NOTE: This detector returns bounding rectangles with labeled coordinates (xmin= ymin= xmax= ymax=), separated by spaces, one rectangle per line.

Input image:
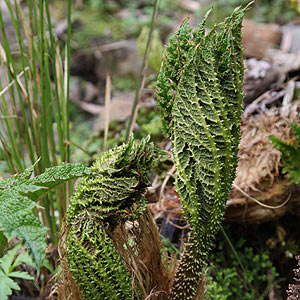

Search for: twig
xmin=104 ymin=74 xmax=111 ymax=148
xmin=232 ymin=183 xmax=291 ymax=209
xmin=159 ymin=165 xmax=176 ymax=202
xmin=0 ymin=66 xmax=30 ymax=97
xmin=124 ymin=0 xmax=160 ymax=142
xmin=144 ymin=288 xmax=166 ymax=300
xmin=167 ymin=218 xmax=189 ymax=230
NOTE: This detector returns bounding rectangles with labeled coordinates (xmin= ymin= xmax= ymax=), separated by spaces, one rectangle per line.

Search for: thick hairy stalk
xmin=64 ymin=135 xmax=169 ymax=299
xmin=157 ymin=4 xmax=251 ymax=299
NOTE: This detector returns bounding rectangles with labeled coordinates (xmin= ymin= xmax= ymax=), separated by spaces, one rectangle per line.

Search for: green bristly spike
xmin=156 ymin=17 xmax=194 ymax=138
xmin=65 ymin=135 xmax=157 ymax=299
xmin=157 ymin=3 xmax=252 ymax=299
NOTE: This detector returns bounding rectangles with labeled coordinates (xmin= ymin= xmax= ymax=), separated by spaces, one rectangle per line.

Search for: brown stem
xmin=109 ymin=208 xmax=171 ymax=299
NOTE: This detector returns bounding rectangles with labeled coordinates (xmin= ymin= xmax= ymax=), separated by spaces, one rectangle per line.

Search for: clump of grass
xmin=0 ymin=0 xmax=72 ymax=245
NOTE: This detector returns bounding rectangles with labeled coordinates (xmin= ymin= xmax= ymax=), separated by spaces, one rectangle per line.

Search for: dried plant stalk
xmin=108 ymin=208 xmax=171 ymax=299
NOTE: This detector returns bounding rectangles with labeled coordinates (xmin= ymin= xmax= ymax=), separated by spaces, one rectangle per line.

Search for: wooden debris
xmin=243 ymin=58 xmax=279 ymax=105
xmin=227 ymin=100 xmax=300 ymax=223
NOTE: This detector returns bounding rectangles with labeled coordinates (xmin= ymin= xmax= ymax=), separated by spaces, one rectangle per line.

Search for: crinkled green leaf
xmin=65 ymin=135 xmax=157 ymax=299
xmin=0 ymin=163 xmax=91 ymax=268
xmin=0 ymin=190 xmax=47 ymax=269
xmin=157 ymin=4 xmax=251 ymax=300
xmin=0 ymin=176 xmax=15 ymax=190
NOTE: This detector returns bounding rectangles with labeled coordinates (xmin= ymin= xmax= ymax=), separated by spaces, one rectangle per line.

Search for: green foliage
xmin=0 ymin=163 xmax=91 ymax=268
xmin=269 ymin=122 xmax=300 ymax=184
xmin=137 ymin=27 xmax=164 ymax=72
xmin=0 ymin=244 xmax=35 ymax=300
xmin=0 ymin=231 xmax=8 ymax=257
xmin=73 ymin=0 xmax=179 ymax=43
xmin=0 ymin=0 xmax=71 ymax=172
xmin=156 ymin=17 xmax=194 ymax=138
xmin=287 ymin=0 xmax=300 ymax=14
xmin=65 ymin=135 xmax=157 ymax=299
xmin=137 ymin=106 xmax=163 ymax=140
xmin=0 ymin=0 xmax=72 ymax=245
xmin=157 ymin=4 xmax=250 ymax=299
xmin=195 ymin=0 xmax=298 ymax=25
xmin=72 ymin=9 xmax=112 ymax=46
xmin=206 ymin=242 xmax=281 ymax=300
xmin=113 ymin=75 xmax=137 ymax=92
xmin=66 ymin=216 xmax=134 ymax=299
xmin=66 ymin=135 xmax=155 ymax=227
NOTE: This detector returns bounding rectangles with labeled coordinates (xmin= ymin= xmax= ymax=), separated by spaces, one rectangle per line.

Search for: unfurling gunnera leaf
xmin=65 ymin=135 xmax=156 ymax=300
xmin=157 ymin=4 xmax=251 ymax=299
xmin=0 ymin=163 xmax=91 ymax=269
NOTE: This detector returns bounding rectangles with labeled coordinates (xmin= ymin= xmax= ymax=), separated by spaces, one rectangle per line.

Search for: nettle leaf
xmin=0 ymin=163 xmax=91 ymax=269
xmin=157 ymin=3 xmax=251 ymax=300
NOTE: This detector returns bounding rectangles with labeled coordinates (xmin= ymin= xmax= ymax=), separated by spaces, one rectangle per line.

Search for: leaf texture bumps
xmin=157 ymin=4 xmax=250 ymax=299
xmin=65 ymin=135 xmax=157 ymax=299
xmin=0 ymin=163 xmax=91 ymax=268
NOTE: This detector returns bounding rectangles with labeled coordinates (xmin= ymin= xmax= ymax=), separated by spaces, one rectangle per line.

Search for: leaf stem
xmin=124 ymin=0 xmax=160 ymax=142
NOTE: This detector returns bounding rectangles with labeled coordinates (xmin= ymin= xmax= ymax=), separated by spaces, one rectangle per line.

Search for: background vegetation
xmin=0 ymin=0 xmax=300 ymax=299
